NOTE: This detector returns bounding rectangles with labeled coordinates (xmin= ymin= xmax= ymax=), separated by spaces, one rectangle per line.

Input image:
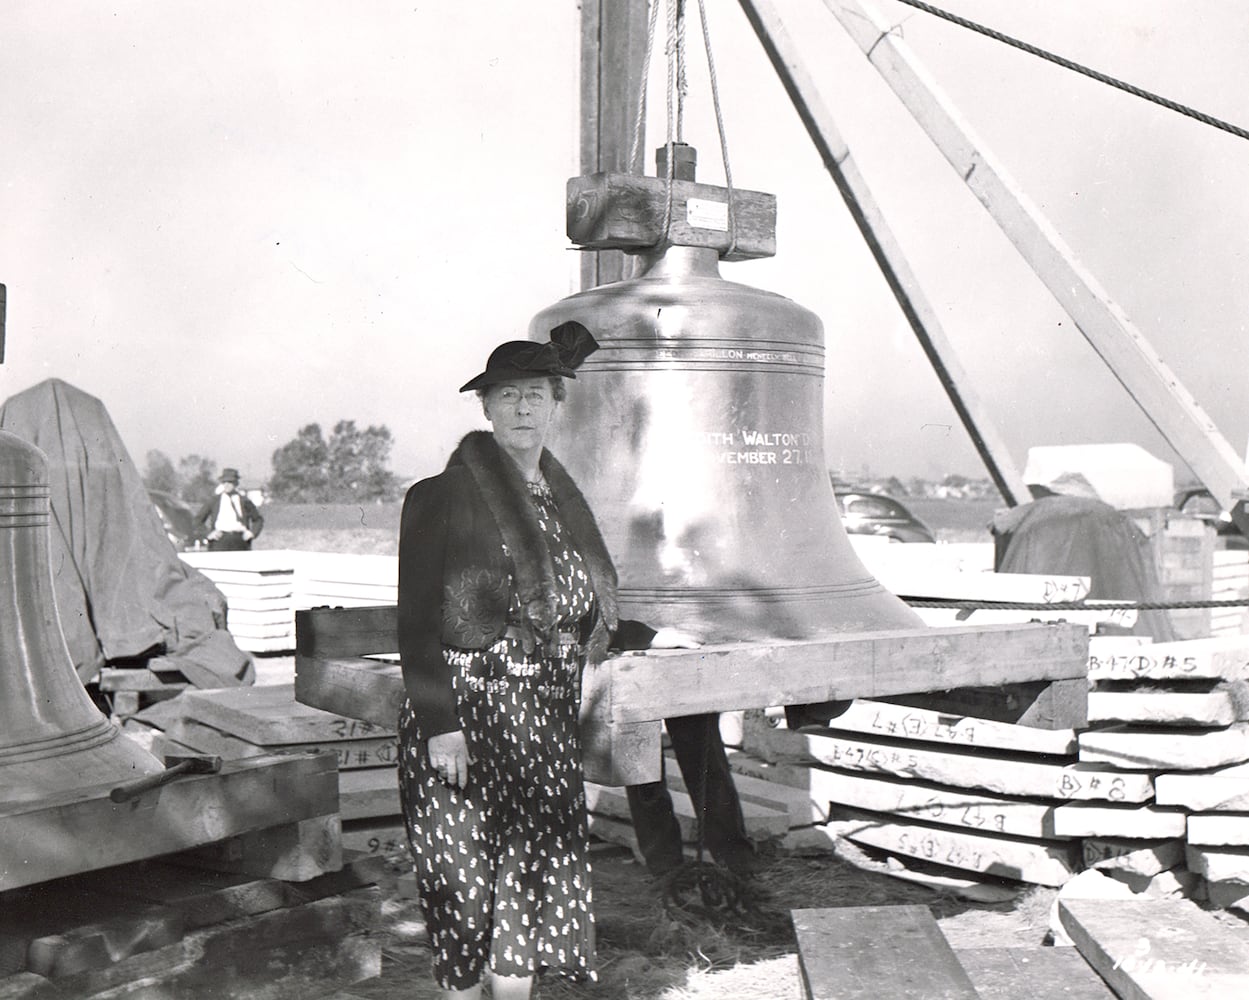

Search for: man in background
xmin=196 ymin=467 xmax=264 ymax=551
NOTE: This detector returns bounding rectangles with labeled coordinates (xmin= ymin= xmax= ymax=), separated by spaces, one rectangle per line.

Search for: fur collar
xmin=449 ymin=431 xmax=619 ymax=653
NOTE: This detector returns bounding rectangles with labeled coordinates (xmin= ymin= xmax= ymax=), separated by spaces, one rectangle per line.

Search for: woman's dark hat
xmin=218 ymin=468 xmax=240 ymax=483
xmin=459 ymin=321 xmax=599 ymax=393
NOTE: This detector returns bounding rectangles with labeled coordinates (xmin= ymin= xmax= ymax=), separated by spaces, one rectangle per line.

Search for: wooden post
xmin=738 ymin=0 xmax=1032 ymax=506
xmin=817 ymin=0 xmax=1249 ymax=528
xmin=579 ymin=0 xmax=651 ymax=290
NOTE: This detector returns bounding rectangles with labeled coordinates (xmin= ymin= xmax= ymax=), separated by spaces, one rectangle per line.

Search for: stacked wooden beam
xmin=739 ymin=701 xmax=1106 ymax=888
xmin=1212 ymin=548 xmax=1249 ymax=637
xmin=180 ymin=549 xmax=299 ymax=652
xmin=152 ymin=683 xmax=410 ymax=862
xmin=292 ymin=553 xmax=397 ymax=610
xmin=0 ymin=850 xmax=382 ymax=998
xmin=179 ymin=551 xmax=400 ymax=653
xmin=728 ymin=633 xmax=1249 ymax=909
xmin=1081 ymin=632 xmax=1249 ymax=910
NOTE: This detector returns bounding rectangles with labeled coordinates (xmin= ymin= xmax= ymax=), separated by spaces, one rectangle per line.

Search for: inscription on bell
xmin=694 ymin=429 xmax=817 ymax=466
xmin=654 ymin=346 xmax=805 ymax=364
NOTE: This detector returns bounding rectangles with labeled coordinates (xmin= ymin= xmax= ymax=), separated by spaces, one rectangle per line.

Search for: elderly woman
xmin=396 ymin=322 xmax=694 ymax=999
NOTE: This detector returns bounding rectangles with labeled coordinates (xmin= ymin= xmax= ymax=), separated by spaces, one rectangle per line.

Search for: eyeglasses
xmin=494 ymin=387 xmax=550 ymax=406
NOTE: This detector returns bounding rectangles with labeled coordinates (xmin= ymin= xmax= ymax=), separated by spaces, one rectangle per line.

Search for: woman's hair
xmin=477 ymin=377 xmax=567 ymax=404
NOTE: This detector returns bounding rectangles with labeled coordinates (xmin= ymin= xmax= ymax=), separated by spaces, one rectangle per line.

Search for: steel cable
xmin=890 ymin=0 xmax=1249 ymax=142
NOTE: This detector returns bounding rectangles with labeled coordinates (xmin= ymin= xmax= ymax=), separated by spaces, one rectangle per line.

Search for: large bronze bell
xmin=0 ymin=429 xmax=162 ymax=803
xmin=530 ymin=148 xmax=923 ymax=643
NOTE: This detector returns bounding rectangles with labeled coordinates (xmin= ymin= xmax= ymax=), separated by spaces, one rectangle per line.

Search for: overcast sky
xmin=2 ymin=1 xmax=1246 ymax=489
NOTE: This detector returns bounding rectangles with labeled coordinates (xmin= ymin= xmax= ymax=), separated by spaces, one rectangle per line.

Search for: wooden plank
xmin=882 ymin=678 xmax=1088 ymax=730
xmin=665 ymin=757 xmax=825 ymax=827
xmin=338 ymin=768 xmax=399 ymax=822
xmin=0 ymin=754 xmax=338 ymax=893
xmin=835 ymin=807 xmax=1078 ymax=887
xmin=166 ymin=717 xmax=399 ymax=770
xmin=0 ymin=888 xmax=184 ymax=981
xmin=818 ymin=698 xmax=1077 ymax=755
xmin=1087 ymin=690 xmax=1239 ymax=727
xmin=791 ymin=905 xmax=978 ymax=999
xmin=1083 ymin=839 xmax=1185 ymax=877
xmin=181 ymin=683 xmax=394 ymax=744
xmin=1087 ymin=636 xmax=1249 ymax=682
xmin=579 ymin=0 xmax=651 ymax=289
xmin=565 ymin=172 xmax=777 ymax=260
xmin=954 ymin=946 xmax=1116 ymax=1000
xmin=296 ymin=619 xmax=1087 ymax=727
xmin=804 ymin=766 xmax=1060 ymax=841
xmin=70 ymin=853 xmax=384 ymax=932
xmin=821 ymin=0 xmax=1249 ymax=518
xmin=175 ymin=815 xmax=342 ymax=883
xmin=1185 ymin=844 xmax=1249 ymax=883
xmin=1051 ymin=803 xmax=1187 ymax=839
xmin=26 ymin=907 xmax=184 ymax=980
xmin=96 ymin=668 xmax=189 ymax=693
xmin=585 ymin=782 xmax=790 ymax=843
xmin=1186 ymin=812 xmax=1249 ymax=847
xmin=339 ymin=819 xmax=408 ymax=860
xmin=745 ymin=723 xmax=1154 ymax=803
xmin=1078 ymin=723 xmax=1249 ymax=770
xmin=44 ymin=888 xmax=379 ymax=999
xmin=598 ymin=622 xmax=1089 ymax=722
xmin=1059 ymin=896 xmax=1249 ymax=998
xmin=1155 ymin=761 xmax=1249 ymax=811
xmin=578 ymin=718 xmax=663 ymax=786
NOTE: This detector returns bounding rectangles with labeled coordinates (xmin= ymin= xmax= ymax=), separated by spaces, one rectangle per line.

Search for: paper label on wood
xmin=686 ymin=197 xmax=728 ymax=231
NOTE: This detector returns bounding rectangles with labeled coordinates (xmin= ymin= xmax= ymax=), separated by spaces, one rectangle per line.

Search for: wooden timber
xmin=1082 ymin=839 xmax=1185 ymax=878
xmin=578 ymin=0 xmax=650 ymax=289
xmin=0 ymin=753 xmax=337 ymax=893
xmin=745 ymin=724 xmax=1154 ymax=803
xmin=0 ymin=888 xmax=379 ymax=1000
xmin=1059 ymin=896 xmax=1249 ymax=998
xmin=1155 ymin=761 xmax=1249 ymax=811
xmin=1087 ymin=689 xmax=1241 ymax=727
xmin=1078 ymin=723 xmax=1249 ymax=771
xmin=566 ymin=172 xmax=777 ymax=260
xmin=835 ymin=806 xmax=1079 ymax=887
xmin=180 ymin=683 xmax=393 ymax=745
xmin=953 ymin=947 xmax=1116 ymax=999
xmin=791 ymin=905 xmax=978 ymax=999
xmin=1087 ymin=635 xmax=1249 ymax=682
xmin=789 ymin=697 xmax=1077 ymax=755
xmin=1186 ymin=812 xmax=1249 ymax=847
xmin=294 ymin=606 xmax=1087 ymax=784
xmin=167 ymin=716 xmax=399 ymax=770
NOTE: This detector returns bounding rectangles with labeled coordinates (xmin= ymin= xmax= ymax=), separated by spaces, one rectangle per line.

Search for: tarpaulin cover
xmin=0 ymin=378 xmax=254 ymax=686
xmin=991 ymin=495 xmax=1177 ymax=642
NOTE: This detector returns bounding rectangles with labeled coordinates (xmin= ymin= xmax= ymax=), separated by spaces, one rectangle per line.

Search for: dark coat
xmin=397 ymin=431 xmax=653 ymax=737
xmin=194 ymin=490 xmax=264 ymax=539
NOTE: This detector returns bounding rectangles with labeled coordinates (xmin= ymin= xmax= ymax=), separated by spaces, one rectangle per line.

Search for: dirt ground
xmin=334 ymin=839 xmax=1059 ymax=1000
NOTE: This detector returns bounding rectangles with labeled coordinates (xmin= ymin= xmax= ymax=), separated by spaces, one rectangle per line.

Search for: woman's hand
xmin=427 ymin=730 xmax=473 ymax=788
xmin=648 ymin=626 xmax=701 ymax=650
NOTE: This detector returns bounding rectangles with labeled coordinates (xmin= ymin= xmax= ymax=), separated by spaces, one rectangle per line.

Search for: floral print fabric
xmin=398 ymin=482 xmax=597 ymax=991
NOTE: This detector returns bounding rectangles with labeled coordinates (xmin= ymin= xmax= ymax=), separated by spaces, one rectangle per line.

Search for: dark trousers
xmin=208 ymin=531 xmax=251 ymax=551
xmin=625 ymin=713 xmax=751 ymax=873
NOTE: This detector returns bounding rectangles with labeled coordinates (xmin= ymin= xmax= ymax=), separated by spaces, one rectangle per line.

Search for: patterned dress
xmin=397 ymin=481 xmax=597 ymax=991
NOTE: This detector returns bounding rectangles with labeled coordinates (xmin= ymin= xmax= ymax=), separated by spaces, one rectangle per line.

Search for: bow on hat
xmin=459 ymin=321 xmax=600 ymax=392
